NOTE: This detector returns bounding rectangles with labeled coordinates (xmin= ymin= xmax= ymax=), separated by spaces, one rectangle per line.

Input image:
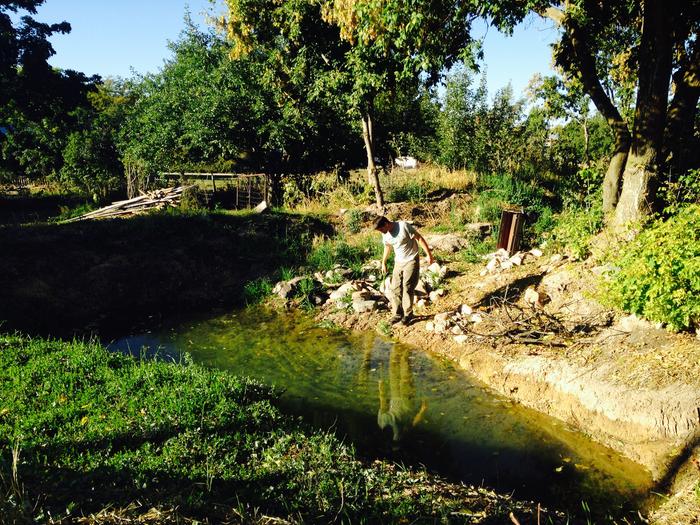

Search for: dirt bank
xmin=317 ymin=255 xmax=700 ymax=481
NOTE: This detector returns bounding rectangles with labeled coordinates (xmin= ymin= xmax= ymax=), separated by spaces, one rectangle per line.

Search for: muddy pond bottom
xmin=109 ymin=307 xmax=652 ymax=517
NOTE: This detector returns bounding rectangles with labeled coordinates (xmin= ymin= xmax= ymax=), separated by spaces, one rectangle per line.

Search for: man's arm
xmin=381 ymin=243 xmax=392 ymax=275
xmin=414 ymin=232 xmax=434 ymax=265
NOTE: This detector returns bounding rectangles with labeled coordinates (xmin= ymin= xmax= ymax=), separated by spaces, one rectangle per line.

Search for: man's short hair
xmin=373 ymin=216 xmax=389 ymax=230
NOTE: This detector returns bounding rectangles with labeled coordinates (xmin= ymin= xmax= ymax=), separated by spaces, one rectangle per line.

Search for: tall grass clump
xmin=604 ymin=205 xmax=700 ymax=332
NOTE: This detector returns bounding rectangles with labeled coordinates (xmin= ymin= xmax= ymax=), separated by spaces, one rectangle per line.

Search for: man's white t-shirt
xmin=382 ymin=221 xmax=418 ymax=263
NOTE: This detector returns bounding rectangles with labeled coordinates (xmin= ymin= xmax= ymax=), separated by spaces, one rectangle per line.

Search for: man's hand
xmin=427 ymin=255 xmax=435 ymax=266
xmin=381 ymin=261 xmax=388 ymax=275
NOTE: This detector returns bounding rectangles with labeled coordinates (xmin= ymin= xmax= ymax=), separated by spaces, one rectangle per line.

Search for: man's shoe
xmin=390 ymin=314 xmax=403 ymax=324
xmin=401 ymin=314 xmax=414 ymax=326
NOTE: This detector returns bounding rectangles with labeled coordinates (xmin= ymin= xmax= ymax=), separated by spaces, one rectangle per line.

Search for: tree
xmin=0 ymin=1 xmax=100 ymax=182
xmin=539 ymin=0 xmax=700 ymax=228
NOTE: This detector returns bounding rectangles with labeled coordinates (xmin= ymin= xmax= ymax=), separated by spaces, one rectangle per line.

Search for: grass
xmin=0 ymin=334 xmax=553 ymax=524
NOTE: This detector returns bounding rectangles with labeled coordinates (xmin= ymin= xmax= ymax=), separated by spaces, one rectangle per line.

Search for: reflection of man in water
xmin=377 ymin=346 xmax=427 ymax=444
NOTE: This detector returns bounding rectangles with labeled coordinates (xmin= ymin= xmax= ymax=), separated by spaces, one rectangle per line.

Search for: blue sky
xmin=18 ymin=1 xmax=560 ymax=99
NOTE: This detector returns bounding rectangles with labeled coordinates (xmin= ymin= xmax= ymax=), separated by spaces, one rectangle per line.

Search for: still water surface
xmin=109 ymin=307 xmax=652 ymax=516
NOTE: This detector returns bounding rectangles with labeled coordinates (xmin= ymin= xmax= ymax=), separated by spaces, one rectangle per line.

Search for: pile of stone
xmin=271 ymin=260 xmax=450 ymax=315
xmin=424 ymin=303 xmax=481 ymax=344
xmin=479 ymin=248 xmax=543 ymax=276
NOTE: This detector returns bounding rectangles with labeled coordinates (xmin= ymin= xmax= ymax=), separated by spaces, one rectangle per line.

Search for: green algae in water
xmin=110 ymin=306 xmax=653 ymax=518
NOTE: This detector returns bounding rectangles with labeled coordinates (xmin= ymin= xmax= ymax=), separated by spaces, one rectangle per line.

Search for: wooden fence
xmin=158 ymin=172 xmax=269 ymax=210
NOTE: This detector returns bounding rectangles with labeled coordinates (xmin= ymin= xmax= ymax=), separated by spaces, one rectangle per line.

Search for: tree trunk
xmin=613 ymin=0 xmax=674 ymax=228
xmin=361 ymin=111 xmax=384 ymax=209
xmin=663 ymin=35 xmax=700 ymax=177
xmin=545 ymin=7 xmax=632 ymax=214
xmin=602 ymin=122 xmax=631 ymax=214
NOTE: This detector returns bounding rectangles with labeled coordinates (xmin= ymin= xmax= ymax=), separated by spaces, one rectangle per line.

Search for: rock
xmin=479 ymin=268 xmax=488 ymax=277
xmin=415 ymin=298 xmax=427 ymax=309
xmin=486 ymin=258 xmax=499 ymax=273
xmin=414 ymin=279 xmax=429 ymax=296
xmin=352 ymin=290 xmax=372 ymax=301
xmin=353 ymin=299 xmax=377 ymax=313
xmin=366 ymin=274 xmax=377 ymax=283
xmin=465 ymin=222 xmax=492 ymax=236
xmin=459 ymin=304 xmax=473 ymax=316
xmin=313 ymin=295 xmax=324 ymax=305
xmin=550 ymin=254 xmax=563 ymax=264
xmin=434 ymin=322 xmax=448 ymax=333
xmin=338 ymin=208 xmax=348 ymax=216
xmin=425 ymin=321 xmax=435 ymax=332
xmin=429 ymin=291 xmax=440 ymax=302
xmin=424 ymin=233 xmax=470 ymax=253
xmin=496 ymin=248 xmax=510 ymax=258
xmin=470 ymin=313 xmax=483 ymax=324
xmin=524 ymin=287 xmax=541 ymax=305
xmin=329 ymin=282 xmax=359 ymax=301
xmin=619 ymin=314 xmax=656 ymax=332
xmin=500 ymin=260 xmax=514 ymax=271
xmin=434 ymin=312 xmax=450 ymax=324
xmin=509 ymin=253 xmax=524 ymax=266
xmin=529 ymin=248 xmax=543 ymax=257
xmin=453 ymin=335 xmax=468 ymax=344
xmin=451 ymin=325 xmax=464 ymax=335
xmin=273 ymin=281 xmax=294 ymax=299
xmin=427 ymin=262 xmax=447 ymax=277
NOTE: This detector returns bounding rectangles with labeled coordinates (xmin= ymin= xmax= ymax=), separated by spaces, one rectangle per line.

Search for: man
xmin=373 ymin=215 xmax=434 ymax=325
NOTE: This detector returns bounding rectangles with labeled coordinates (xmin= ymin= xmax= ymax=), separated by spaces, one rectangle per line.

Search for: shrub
xmin=345 ymin=208 xmax=364 ymax=234
xmin=243 ymin=277 xmax=273 ymax=305
xmin=546 ymin=204 xmax=604 ymax=260
xmin=604 ymin=205 xmax=700 ymax=331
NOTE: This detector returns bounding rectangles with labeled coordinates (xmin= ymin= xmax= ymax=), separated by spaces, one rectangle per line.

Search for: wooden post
xmin=236 ymin=178 xmax=239 ymax=208
xmin=211 ymin=173 xmax=216 ymax=195
xmin=248 ymin=178 xmax=252 ymax=208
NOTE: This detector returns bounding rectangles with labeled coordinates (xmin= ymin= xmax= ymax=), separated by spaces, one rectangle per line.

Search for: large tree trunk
xmin=602 ymin=122 xmax=631 ymax=214
xmin=545 ymin=7 xmax=631 ymax=214
xmin=613 ymin=0 xmax=674 ymax=228
xmin=663 ymin=35 xmax=700 ymax=177
xmin=361 ymin=111 xmax=384 ymax=209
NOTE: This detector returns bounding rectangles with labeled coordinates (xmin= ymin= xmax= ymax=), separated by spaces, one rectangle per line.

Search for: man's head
xmin=373 ymin=215 xmax=392 ymax=233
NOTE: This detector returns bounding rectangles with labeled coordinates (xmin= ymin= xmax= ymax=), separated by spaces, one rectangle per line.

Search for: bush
xmin=243 ymin=276 xmax=273 ymax=305
xmin=546 ymin=204 xmax=604 ymax=260
xmin=604 ymin=205 xmax=700 ymax=332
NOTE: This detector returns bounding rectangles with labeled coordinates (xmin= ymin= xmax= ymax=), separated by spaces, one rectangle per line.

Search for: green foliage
xmin=179 ymin=186 xmax=208 ymax=212
xmin=60 ymin=127 xmax=123 ymax=202
xmin=475 ymin=172 xmax=548 ymax=224
xmin=604 ymin=205 xmax=700 ymax=331
xmin=660 ymin=169 xmax=700 ymax=214
xmin=344 ymin=208 xmax=364 ymax=234
xmin=243 ymin=276 xmax=274 ymax=305
xmin=387 ymin=179 xmax=434 ymax=203
xmin=458 ymin=237 xmax=496 ymax=264
xmin=294 ymin=276 xmax=319 ymax=310
xmin=546 ymin=205 xmax=604 ymax=260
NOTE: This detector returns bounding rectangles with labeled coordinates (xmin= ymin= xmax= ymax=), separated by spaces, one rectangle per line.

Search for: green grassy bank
xmin=0 ymin=334 xmax=553 ymax=524
xmin=0 ymin=211 xmax=331 ymax=336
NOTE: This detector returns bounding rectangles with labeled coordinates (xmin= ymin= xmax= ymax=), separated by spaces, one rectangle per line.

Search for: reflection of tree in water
xmin=377 ymin=345 xmax=427 ymax=444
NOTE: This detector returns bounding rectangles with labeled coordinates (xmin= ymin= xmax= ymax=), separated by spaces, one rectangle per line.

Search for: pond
xmin=108 ymin=306 xmax=653 ymax=519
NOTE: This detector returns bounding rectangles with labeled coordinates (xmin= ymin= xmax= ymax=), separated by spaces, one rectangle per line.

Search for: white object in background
xmin=395 ymin=156 xmax=418 ymax=169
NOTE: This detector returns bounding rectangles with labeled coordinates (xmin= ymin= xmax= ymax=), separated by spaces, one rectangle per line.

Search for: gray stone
xmin=424 ymin=233 xmax=470 ymax=253
xmin=352 ymin=300 xmax=377 ymax=313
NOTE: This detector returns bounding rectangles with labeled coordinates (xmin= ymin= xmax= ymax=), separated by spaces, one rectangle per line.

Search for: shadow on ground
xmin=0 ymin=211 xmax=332 ymax=337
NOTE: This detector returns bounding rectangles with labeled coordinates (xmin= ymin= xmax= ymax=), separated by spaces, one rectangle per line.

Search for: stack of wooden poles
xmin=65 ymin=186 xmax=192 ymax=222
